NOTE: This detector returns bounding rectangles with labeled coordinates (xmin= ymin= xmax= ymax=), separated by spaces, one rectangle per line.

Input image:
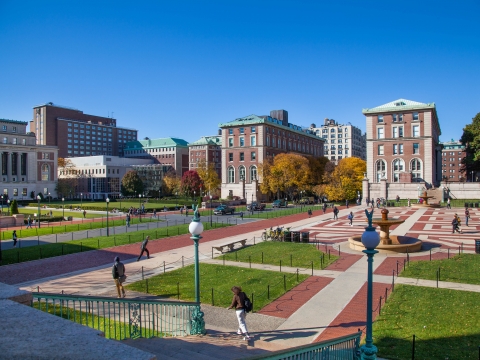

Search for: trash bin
xmin=475 ymin=203 xmax=479 ymax=208
xmin=476 ymin=240 xmax=480 ymax=254
xmin=284 ymin=231 xmax=291 ymax=242
xmin=292 ymin=231 xmax=300 ymax=242
xmin=301 ymin=232 xmax=310 ymax=243
xmin=470 ymin=203 xmax=474 ymax=208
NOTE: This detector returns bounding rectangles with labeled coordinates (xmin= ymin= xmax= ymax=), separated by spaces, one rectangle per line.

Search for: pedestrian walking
xmin=407 ymin=198 xmax=411 ymax=207
xmin=164 ymin=206 xmax=167 ymax=212
xmin=322 ymin=203 xmax=327 ymax=214
xmin=185 ymin=208 xmax=189 ymax=216
xmin=396 ymin=195 xmax=400 ymax=203
xmin=333 ymin=206 xmax=339 ymax=220
xmin=348 ymin=212 xmax=354 ymax=226
xmin=240 ymin=211 xmax=244 ymax=220
xmin=126 ymin=213 xmax=130 ymax=227
xmin=465 ymin=208 xmax=470 ymax=226
xmin=153 ymin=209 xmax=157 ymax=218
xmin=180 ymin=207 xmax=184 ymax=215
xmin=308 ymin=209 xmax=312 ymax=218
xmin=452 ymin=215 xmax=461 ymax=233
xmin=346 ymin=199 xmax=349 ymax=209
xmin=447 ymin=198 xmax=451 ymax=209
xmin=137 ymin=235 xmax=150 ymax=261
xmin=227 ymin=286 xmax=251 ymax=340
xmin=112 ymin=256 xmax=126 ymax=298
xmin=12 ymin=230 xmax=18 ymax=247
xmin=26 ymin=216 xmax=32 ymax=229
xmin=83 ymin=210 xmax=86 ymax=218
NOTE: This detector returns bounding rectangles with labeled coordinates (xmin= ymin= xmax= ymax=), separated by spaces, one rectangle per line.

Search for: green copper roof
xmin=189 ymin=135 xmax=222 ymax=146
xmin=218 ymin=114 xmax=266 ymax=127
xmin=0 ymin=118 xmax=28 ymax=125
xmin=125 ymin=137 xmax=189 ymax=149
xmin=362 ymin=99 xmax=436 ymax=114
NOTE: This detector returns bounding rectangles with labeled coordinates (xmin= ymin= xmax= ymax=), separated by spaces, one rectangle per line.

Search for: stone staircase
xmin=122 ymin=333 xmax=269 ymax=360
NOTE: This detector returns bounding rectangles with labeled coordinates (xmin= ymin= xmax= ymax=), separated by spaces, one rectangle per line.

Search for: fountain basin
xmin=348 ymin=235 xmax=422 ymax=253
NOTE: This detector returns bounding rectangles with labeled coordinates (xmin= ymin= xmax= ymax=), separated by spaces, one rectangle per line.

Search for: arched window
xmin=375 ymin=160 xmax=386 ymax=182
xmin=411 ymin=158 xmax=422 ymax=182
xmin=239 ymin=166 xmax=246 ymax=181
xmin=392 ymin=159 xmax=405 ymax=182
xmin=41 ymin=164 xmax=49 ymax=181
xmin=228 ymin=166 xmax=235 ymax=183
xmin=250 ymin=166 xmax=257 ymax=182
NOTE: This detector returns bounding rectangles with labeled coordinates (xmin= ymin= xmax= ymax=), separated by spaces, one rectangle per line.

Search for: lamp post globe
xmin=209 ymin=195 xmax=213 ymax=227
xmin=7 ymin=199 xmax=10 ymax=216
xmin=138 ymin=194 xmax=142 ymax=222
xmin=80 ymin=193 xmax=83 ymax=208
xmin=106 ymin=198 xmax=110 ymax=236
xmin=36 ymin=195 xmax=41 ymax=228
xmin=62 ymin=198 xmax=65 ymax=220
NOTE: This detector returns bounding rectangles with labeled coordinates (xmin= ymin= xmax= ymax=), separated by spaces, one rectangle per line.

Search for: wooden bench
xmin=213 ymin=239 xmax=247 ymax=253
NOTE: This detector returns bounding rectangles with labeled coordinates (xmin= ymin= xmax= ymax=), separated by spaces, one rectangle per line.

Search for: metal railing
xmin=245 ymin=331 xmax=361 ymax=360
xmin=32 ymin=292 xmax=205 ymax=340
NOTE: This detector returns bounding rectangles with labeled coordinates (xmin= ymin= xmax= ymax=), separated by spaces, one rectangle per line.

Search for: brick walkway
xmin=257 ymin=276 xmax=334 ymax=318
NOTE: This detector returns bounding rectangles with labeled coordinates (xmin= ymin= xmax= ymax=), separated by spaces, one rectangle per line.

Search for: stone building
xmin=440 ymin=140 xmax=466 ymax=183
xmin=188 ymin=135 xmax=222 ymax=179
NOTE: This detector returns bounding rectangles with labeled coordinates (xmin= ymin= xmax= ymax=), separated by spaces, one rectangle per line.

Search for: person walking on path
xmin=308 ymin=209 xmax=312 ymax=218
xmin=348 ymin=212 xmax=354 ymax=226
xmin=322 ymin=202 xmax=327 ymax=214
xmin=465 ymin=208 xmax=470 ymax=226
xmin=83 ymin=210 xmax=86 ymax=218
xmin=227 ymin=286 xmax=251 ymax=340
xmin=333 ymin=206 xmax=339 ymax=220
xmin=447 ymin=198 xmax=451 ymax=209
xmin=112 ymin=256 xmax=126 ymax=298
xmin=12 ymin=230 xmax=18 ymax=247
xmin=396 ymin=195 xmax=400 ymax=203
xmin=345 ymin=199 xmax=349 ymax=209
xmin=455 ymin=213 xmax=463 ymax=233
xmin=240 ymin=211 xmax=244 ymax=220
xmin=153 ymin=209 xmax=157 ymax=218
xmin=126 ymin=213 xmax=131 ymax=227
xmin=26 ymin=216 xmax=32 ymax=229
xmin=137 ymin=235 xmax=150 ymax=261
xmin=452 ymin=214 xmax=461 ymax=233
xmin=407 ymin=198 xmax=411 ymax=207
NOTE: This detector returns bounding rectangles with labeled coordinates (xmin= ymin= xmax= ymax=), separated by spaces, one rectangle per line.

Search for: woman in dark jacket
xmin=227 ymin=286 xmax=250 ymax=340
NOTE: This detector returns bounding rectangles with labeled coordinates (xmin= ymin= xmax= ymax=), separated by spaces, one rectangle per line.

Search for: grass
xmin=1 ymin=215 xmax=159 ymax=240
xmin=19 ymin=208 xmax=106 ymax=219
xmin=218 ymin=241 xmax=338 ymax=270
xmin=1 ymin=222 xmax=231 ymax=265
xmin=32 ymin=301 xmax=161 ymax=340
xmin=242 ymin=205 xmax=318 ymax=219
xmin=126 ymin=263 xmax=309 ymax=311
xmin=374 ymin=285 xmax=480 ymax=360
xmin=400 ymin=254 xmax=480 ymax=285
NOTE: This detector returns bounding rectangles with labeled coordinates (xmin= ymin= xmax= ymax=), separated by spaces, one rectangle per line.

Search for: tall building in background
xmin=312 ymin=119 xmax=366 ymax=163
xmin=188 ymin=135 xmax=222 ymax=179
xmin=440 ymin=139 xmax=466 ymax=182
xmin=31 ymin=103 xmax=138 ymax=158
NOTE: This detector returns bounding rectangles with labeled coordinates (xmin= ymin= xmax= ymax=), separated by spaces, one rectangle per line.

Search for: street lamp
xmin=0 ymin=195 xmax=3 ymax=214
xmin=139 ymin=194 xmax=142 ymax=222
xmin=48 ymin=192 xmax=51 ymax=206
xmin=62 ymin=197 xmax=65 ymax=220
xmin=80 ymin=193 xmax=83 ymax=208
xmin=7 ymin=199 xmax=10 ymax=216
xmin=188 ymin=205 xmax=206 ymax=335
xmin=360 ymin=210 xmax=380 ymax=359
xmin=209 ymin=195 xmax=213 ymax=227
xmin=106 ymin=197 xmax=110 ymax=236
xmin=175 ymin=192 xmax=178 ymax=210
xmin=194 ymin=190 xmax=196 ymax=202
xmin=36 ymin=195 xmax=41 ymax=228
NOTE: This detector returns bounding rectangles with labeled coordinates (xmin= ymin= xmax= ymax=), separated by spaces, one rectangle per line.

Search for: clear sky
xmin=1 ymin=0 xmax=479 ymax=143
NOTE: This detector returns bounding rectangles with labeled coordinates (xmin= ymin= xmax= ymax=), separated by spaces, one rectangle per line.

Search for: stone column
xmin=252 ymin=179 xmax=258 ymax=202
xmin=380 ymin=178 xmax=388 ymax=200
xmin=362 ymin=176 xmax=370 ymax=202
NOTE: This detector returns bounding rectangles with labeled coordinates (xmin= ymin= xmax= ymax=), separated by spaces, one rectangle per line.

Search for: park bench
xmin=213 ymin=239 xmax=247 ymax=253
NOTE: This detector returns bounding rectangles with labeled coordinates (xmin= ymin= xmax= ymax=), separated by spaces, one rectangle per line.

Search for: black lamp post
xmin=7 ymin=199 xmax=10 ymax=216
xmin=80 ymin=193 xmax=83 ymax=208
xmin=0 ymin=195 xmax=3 ymax=214
xmin=194 ymin=190 xmax=196 ymax=202
xmin=106 ymin=197 xmax=110 ymax=236
xmin=175 ymin=192 xmax=178 ymax=210
xmin=62 ymin=197 xmax=65 ymax=220
xmin=48 ymin=192 xmax=51 ymax=206
xmin=139 ymin=194 xmax=142 ymax=222
xmin=209 ymin=195 xmax=213 ymax=227
xmin=37 ymin=195 xmax=41 ymax=228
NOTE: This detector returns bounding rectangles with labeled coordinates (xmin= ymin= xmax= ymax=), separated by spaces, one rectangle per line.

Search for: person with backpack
xmin=348 ymin=212 xmax=354 ymax=226
xmin=465 ymin=207 xmax=470 ymax=226
xmin=137 ymin=235 xmax=150 ymax=261
xmin=333 ymin=206 xmax=339 ymax=220
xmin=227 ymin=286 xmax=251 ymax=340
xmin=112 ymin=256 xmax=126 ymax=298
xmin=452 ymin=214 xmax=460 ymax=234
xmin=12 ymin=230 xmax=18 ymax=247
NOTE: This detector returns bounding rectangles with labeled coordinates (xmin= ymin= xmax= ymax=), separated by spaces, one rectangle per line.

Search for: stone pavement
xmin=2 ymin=205 xmax=480 ymax=354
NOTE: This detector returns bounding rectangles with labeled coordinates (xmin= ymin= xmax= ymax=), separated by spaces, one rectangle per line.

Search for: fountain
xmin=348 ymin=208 xmax=422 ymax=253
xmin=411 ymin=190 xmax=441 ymax=208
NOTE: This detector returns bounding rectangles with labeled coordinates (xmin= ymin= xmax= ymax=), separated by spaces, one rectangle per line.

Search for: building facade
xmin=441 ymin=140 xmax=466 ymax=182
xmin=218 ymin=110 xmax=325 ymax=200
xmin=58 ymin=156 xmax=153 ymax=200
xmin=0 ymin=119 xmax=58 ymax=201
xmin=31 ymin=103 xmax=138 ymax=158
xmin=131 ymin=164 xmax=175 ymax=197
xmin=188 ymin=135 xmax=222 ymax=179
xmin=124 ymin=138 xmax=189 ymax=175
xmin=312 ymin=118 xmax=366 ymax=163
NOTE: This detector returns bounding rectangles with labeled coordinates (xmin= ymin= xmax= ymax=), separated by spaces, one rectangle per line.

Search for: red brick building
xmin=218 ymin=110 xmax=325 ymax=200
xmin=31 ymin=103 xmax=137 ymax=158
xmin=188 ymin=135 xmax=222 ymax=180
xmin=441 ymin=140 xmax=466 ymax=182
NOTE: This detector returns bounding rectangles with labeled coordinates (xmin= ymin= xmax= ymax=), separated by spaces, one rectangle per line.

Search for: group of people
xmin=365 ymin=197 xmax=386 ymax=208
xmin=452 ymin=207 xmax=472 ymax=233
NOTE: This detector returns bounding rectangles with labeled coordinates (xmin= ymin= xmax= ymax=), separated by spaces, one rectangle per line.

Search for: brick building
xmin=362 ymin=99 xmax=442 ymax=200
xmin=312 ymin=118 xmax=366 ymax=163
xmin=188 ymin=135 xmax=222 ymax=179
xmin=0 ymin=118 xmax=58 ymax=201
xmin=31 ymin=103 xmax=137 ymax=158
xmin=440 ymin=139 xmax=466 ymax=182
xmin=123 ymin=138 xmax=189 ymax=175
xmin=218 ymin=110 xmax=325 ymax=200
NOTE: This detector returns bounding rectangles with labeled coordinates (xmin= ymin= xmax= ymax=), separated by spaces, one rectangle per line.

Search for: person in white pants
xmin=227 ymin=286 xmax=250 ymax=340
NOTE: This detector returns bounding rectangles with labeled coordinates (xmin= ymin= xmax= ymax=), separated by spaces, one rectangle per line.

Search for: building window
xmin=41 ymin=164 xmax=50 ymax=181
xmin=392 ymin=159 xmax=405 ymax=182
xmin=239 ymin=137 xmax=244 ymax=147
xmin=378 ymin=145 xmax=384 ymax=155
xmin=239 ymin=127 xmax=244 ymax=134
xmin=251 ymin=152 xmax=256 ymax=160
xmin=412 ymin=112 xmax=419 ymax=121
xmin=228 ymin=166 xmax=235 ymax=183
xmin=12 ymin=138 xmax=17 ymax=145
xmin=240 ymin=152 xmax=244 ymax=161
xmin=250 ymin=166 xmax=257 ymax=181
xmin=376 ymin=160 xmax=386 ymax=182
xmin=399 ymin=144 xmax=404 ymax=154
xmin=250 ymin=136 xmax=256 ymax=146
xmin=2 ymin=125 xmax=6 ymax=131
xmin=411 ymin=158 xmax=422 ymax=181
xmin=413 ymin=125 xmax=420 ymax=137
xmin=228 ymin=138 xmax=233 ymax=147
xmin=377 ymin=128 xmax=384 ymax=139
xmin=393 ymin=127 xmax=398 ymax=138
xmin=251 ymin=126 xmax=256 ymax=133
xmin=229 ymin=153 xmax=233 ymax=161
xmin=413 ymin=143 xmax=419 ymax=154
xmin=393 ymin=144 xmax=397 ymax=155
xmin=239 ymin=166 xmax=246 ymax=181
xmin=378 ymin=115 xmax=384 ymax=123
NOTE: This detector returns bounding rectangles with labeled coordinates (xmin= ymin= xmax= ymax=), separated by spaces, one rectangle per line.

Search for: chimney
xmin=270 ymin=110 xmax=288 ymax=125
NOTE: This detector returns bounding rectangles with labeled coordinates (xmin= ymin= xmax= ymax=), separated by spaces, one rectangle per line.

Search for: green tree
xmin=10 ymin=199 xmax=19 ymax=214
xmin=460 ymin=112 xmax=480 ymax=179
xmin=121 ymin=171 xmax=144 ymax=196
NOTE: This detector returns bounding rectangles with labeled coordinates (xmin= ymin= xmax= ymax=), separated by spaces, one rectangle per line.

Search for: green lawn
xmin=19 ymin=208 xmax=106 ymax=219
xmin=126 ymin=263 xmax=309 ymax=311
xmin=242 ymin=205 xmax=318 ymax=219
xmin=1 ymin=215 xmax=159 ymax=240
xmin=374 ymin=285 xmax=480 ymax=360
xmin=1 ymin=222 xmax=230 ymax=265
xmin=218 ymin=241 xmax=338 ymax=270
xmin=400 ymin=254 xmax=480 ymax=285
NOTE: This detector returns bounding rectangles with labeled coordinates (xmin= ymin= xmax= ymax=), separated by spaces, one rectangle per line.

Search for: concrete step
xmin=122 ymin=334 xmax=269 ymax=360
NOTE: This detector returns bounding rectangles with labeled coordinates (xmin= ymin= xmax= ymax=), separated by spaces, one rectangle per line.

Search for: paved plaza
xmin=1 ymin=205 xmax=479 ymax=355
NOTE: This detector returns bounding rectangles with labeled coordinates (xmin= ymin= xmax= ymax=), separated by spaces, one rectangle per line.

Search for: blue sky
xmin=0 ymin=0 xmax=479 ymax=143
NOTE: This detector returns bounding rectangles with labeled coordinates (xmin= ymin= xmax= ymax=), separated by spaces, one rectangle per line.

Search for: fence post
xmin=461 ymin=242 xmax=464 ymax=253
xmin=97 ymin=239 xmax=100 ymax=249
xmin=177 ymin=282 xmax=180 ymax=300
xmin=290 ymin=254 xmax=292 ymax=267
xmin=436 ymin=269 xmax=439 ymax=288
xmin=392 ymin=270 xmax=395 ymax=291
xmin=283 ymin=275 xmax=286 ymax=292
xmin=163 ymin=261 xmax=166 ymax=273
xmin=311 ymin=261 xmax=314 ymax=275
xmin=412 ymin=334 xmax=415 ymax=360
xmin=211 ymin=248 xmax=213 ymax=259
xmin=280 ymin=259 xmax=282 ymax=272
xmin=429 ymin=248 xmax=432 ymax=261
xmin=182 ymin=256 xmax=184 ymax=267
xmin=379 ymin=296 xmax=382 ymax=315
xmin=458 ymin=245 xmax=461 ymax=255
xmin=262 ymin=252 xmax=264 ymax=264
xmin=146 ymin=279 xmax=149 ymax=294
xmin=438 ymin=267 xmax=440 ymax=281
xmin=338 ymin=245 xmax=341 ymax=257
xmin=448 ymin=248 xmax=450 ymax=259
xmin=249 ymin=255 xmax=251 ymax=268
xmin=267 ymin=285 xmax=270 ymax=299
